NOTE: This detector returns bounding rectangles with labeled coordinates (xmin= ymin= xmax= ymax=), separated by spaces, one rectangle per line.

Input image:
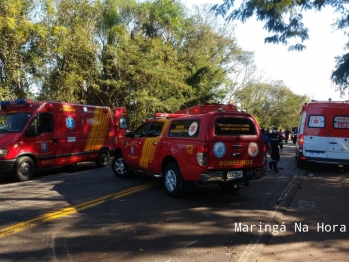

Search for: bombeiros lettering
xmin=219 ymin=160 xmax=253 ymax=166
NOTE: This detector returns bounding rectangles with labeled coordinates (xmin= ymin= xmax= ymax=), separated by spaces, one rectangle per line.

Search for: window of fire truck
xmin=120 ymin=117 xmax=128 ymax=129
xmin=134 ymin=123 xmax=150 ymax=138
xmin=168 ymin=120 xmax=200 ymax=137
xmin=215 ymin=117 xmax=256 ymax=135
xmin=308 ymin=115 xmax=325 ymax=128
xmin=333 ymin=116 xmax=349 ymax=129
xmin=0 ymin=113 xmax=32 ymax=132
xmin=148 ymin=122 xmax=164 ymax=137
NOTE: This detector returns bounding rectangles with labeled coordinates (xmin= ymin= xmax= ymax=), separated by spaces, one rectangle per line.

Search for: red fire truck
xmin=0 ymin=99 xmax=129 ymax=181
xmin=112 ymin=103 xmax=265 ymax=197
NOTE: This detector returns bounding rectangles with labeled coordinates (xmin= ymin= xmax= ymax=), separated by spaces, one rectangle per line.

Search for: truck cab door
xmin=26 ymin=113 xmax=57 ymax=168
xmin=126 ymin=121 xmax=164 ymax=172
xmin=126 ymin=122 xmax=151 ymax=168
xmin=141 ymin=121 xmax=165 ymax=173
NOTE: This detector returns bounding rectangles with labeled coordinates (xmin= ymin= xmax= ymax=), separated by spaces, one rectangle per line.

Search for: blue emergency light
xmin=0 ymin=99 xmax=33 ymax=106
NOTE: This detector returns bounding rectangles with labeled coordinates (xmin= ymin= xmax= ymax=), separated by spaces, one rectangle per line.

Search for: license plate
xmin=227 ymin=171 xmax=243 ymax=178
xmin=308 ymin=151 xmax=322 ymax=157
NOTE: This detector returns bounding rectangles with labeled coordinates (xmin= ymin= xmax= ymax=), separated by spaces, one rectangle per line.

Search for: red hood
xmin=0 ymin=133 xmax=22 ymax=147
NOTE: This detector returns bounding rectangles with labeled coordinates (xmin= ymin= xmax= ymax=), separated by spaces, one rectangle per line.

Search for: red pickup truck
xmin=112 ymin=104 xmax=265 ymax=197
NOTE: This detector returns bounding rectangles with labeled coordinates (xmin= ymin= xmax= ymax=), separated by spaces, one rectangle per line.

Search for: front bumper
xmin=0 ymin=159 xmax=16 ymax=174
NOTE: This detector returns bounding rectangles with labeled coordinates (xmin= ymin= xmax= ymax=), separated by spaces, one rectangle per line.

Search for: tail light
xmin=196 ymin=145 xmax=208 ymax=167
xmin=298 ymin=134 xmax=304 ymax=150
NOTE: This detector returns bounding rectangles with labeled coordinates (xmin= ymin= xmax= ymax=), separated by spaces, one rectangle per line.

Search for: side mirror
xmin=125 ymin=130 xmax=133 ymax=137
xmin=25 ymin=125 xmax=37 ymax=137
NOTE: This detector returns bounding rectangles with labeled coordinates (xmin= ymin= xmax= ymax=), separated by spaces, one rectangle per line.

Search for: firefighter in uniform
xmin=268 ymin=126 xmax=283 ymax=173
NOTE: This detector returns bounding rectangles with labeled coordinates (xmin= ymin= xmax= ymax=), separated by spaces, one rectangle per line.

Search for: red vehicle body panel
xmin=0 ymin=99 xmax=128 ymax=179
xmin=295 ymin=100 xmax=349 ymax=167
xmin=116 ymin=111 xmax=264 ymax=181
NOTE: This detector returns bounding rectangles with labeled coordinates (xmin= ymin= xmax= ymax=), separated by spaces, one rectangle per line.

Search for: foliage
xmin=233 ymin=80 xmax=308 ymax=129
xmin=211 ymin=0 xmax=349 ymax=94
xmin=0 ymin=0 xmax=309 ymax=129
xmin=0 ymin=0 xmax=36 ymax=100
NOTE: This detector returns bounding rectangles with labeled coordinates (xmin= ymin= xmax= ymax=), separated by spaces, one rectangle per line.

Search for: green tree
xmin=212 ymin=0 xmax=349 ymax=95
xmin=95 ymin=0 xmax=248 ymax=127
xmin=36 ymin=0 xmax=101 ymax=103
xmin=233 ymin=80 xmax=308 ymax=129
xmin=0 ymin=0 xmax=36 ymax=100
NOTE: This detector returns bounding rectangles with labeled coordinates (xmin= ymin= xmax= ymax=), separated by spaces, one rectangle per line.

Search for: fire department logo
xmin=65 ymin=116 xmax=76 ymax=130
xmin=248 ymin=142 xmax=259 ymax=157
xmin=213 ymin=142 xmax=226 ymax=158
xmin=188 ymin=122 xmax=198 ymax=136
xmin=41 ymin=142 xmax=48 ymax=154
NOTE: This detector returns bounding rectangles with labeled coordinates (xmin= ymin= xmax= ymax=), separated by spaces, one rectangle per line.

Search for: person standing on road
xmin=268 ymin=126 xmax=283 ymax=173
xmin=284 ymin=128 xmax=291 ymax=144
xmin=261 ymin=128 xmax=272 ymax=174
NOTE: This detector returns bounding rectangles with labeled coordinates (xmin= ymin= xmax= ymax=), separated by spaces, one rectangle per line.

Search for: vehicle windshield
xmin=0 ymin=113 xmax=32 ymax=133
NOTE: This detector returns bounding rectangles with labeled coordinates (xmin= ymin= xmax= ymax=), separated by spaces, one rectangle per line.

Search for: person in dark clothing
xmin=261 ymin=128 xmax=272 ymax=174
xmin=268 ymin=126 xmax=283 ymax=173
xmin=284 ymin=128 xmax=291 ymax=144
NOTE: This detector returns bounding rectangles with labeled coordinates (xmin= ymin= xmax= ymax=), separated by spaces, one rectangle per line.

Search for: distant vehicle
xmin=112 ymin=103 xmax=265 ymax=197
xmin=291 ymin=127 xmax=298 ymax=144
xmin=295 ymin=100 xmax=349 ymax=168
xmin=0 ymin=99 xmax=129 ymax=181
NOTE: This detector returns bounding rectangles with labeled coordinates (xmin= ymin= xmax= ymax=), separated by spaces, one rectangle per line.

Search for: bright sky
xmin=183 ymin=0 xmax=349 ymax=101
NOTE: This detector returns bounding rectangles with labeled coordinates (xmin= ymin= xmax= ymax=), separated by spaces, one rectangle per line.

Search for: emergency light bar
xmin=0 ymin=99 xmax=33 ymax=106
xmin=154 ymin=113 xmax=190 ymax=119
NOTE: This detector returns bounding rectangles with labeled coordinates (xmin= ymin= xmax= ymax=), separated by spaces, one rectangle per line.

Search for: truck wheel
xmin=112 ymin=153 xmax=132 ymax=177
xmin=95 ymin=149 xmax=110 ymax=167
xmin=163 ymin=163 xmax=182 ymax=198
xmin=13 ymin=156 xmax=34 ymax=181
xmin=296 ymin=159 xmax=303 ymax=168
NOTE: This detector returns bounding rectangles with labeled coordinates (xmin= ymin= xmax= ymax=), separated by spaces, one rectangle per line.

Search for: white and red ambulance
xmin=295 ymin=100 xmax=349 ymax=168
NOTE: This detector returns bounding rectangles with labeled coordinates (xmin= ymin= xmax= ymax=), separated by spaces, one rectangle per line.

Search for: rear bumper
xmin=0 ymin=159 xmax=16 ymax=174
xmin=296 ymin=152 xmax=349 ymax=166
xmin=200 ymin=168 xmax=264 ymax=183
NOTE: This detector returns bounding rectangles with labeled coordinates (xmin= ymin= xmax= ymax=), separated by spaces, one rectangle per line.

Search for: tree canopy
xmin=0 ymin=0 xmax=308 ymax=129
xmin=212 ymin=0 xmax=349 ymax=96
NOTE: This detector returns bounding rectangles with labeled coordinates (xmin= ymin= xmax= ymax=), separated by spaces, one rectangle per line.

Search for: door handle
xmin=153 ymin=142 xmax=158 ymax=145
xmin=138 ymin=142 xmax=142 ymax=145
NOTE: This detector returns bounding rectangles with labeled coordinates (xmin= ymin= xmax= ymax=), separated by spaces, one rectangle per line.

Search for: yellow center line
xmin=0 ymin=181 xmax=160 ymax=238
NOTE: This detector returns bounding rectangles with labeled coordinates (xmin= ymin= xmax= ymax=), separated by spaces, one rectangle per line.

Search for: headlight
xmin=0 ymin=149 xmax=8 ymax=157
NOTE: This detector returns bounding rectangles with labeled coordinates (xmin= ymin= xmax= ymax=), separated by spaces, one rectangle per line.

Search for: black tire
xmin=219 ymin=183 xmax=240 ymax=193
xmin=13 ymin=156 xmax=34 ymax=181
xmin=163 ymin=163 xmax=182 ymax=198
xmin=296 ymin=158 xmax=303 ymax=168
xmin=95 ymin=149 xmax=110 ymax=167
xmin=111 ymin=153 xmax=132 ymax=177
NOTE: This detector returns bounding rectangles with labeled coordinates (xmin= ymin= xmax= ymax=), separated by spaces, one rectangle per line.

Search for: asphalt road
xmin=0 ymin=143 xmax=347 ymax=262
